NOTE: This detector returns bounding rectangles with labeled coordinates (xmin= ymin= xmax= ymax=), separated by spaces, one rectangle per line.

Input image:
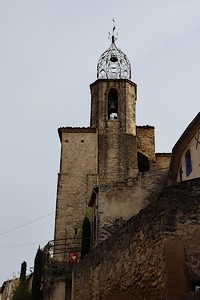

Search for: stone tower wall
xmin=136 ymin=125 xmax=156 ymax=162
xmin=54 ymin=128 xmax=97 ymax=261
xmin=98 ymin=133 xmax=138 ymax=184
xmin=90 ymin=79 xmax=137 ymax=135
xmin=156 ymin=153 xmax=171 ymax=170
xmin=90 ymin=79 xmax=138 ymax=184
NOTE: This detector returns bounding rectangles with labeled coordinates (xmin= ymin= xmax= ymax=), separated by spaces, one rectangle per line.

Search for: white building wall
xmin=176 ymin=129 xmax=200 ymax=182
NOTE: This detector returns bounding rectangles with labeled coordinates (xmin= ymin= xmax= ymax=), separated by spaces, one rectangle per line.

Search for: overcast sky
xmin=0 ymin=0 xmax=200 ymax=284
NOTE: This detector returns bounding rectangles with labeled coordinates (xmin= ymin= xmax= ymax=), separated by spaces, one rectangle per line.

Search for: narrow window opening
xmin=185 ymin=149 xmax=192 ymax=176
xmin=74 ymin=228 xmax=77 ymax=235
xmin=108 ymin=90 xmax=118 ymax=120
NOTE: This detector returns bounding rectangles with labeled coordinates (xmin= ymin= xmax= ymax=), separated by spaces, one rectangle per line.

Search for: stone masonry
xmin=74 ymin=178 xmax=200 ymax=300
xmin=90 ymin=79 xmax=138 ymax=184
xmin=94 ymin=169 xmax=168 ymax=242
xmin=136 ymin=126 xmax=156 ymax=163
xmin=54 ymin=128 xmax=98 ymax=261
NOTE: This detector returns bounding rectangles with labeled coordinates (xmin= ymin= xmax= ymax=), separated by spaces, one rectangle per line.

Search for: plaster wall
xmin=176 ymin=129 xmax=200 ymax=182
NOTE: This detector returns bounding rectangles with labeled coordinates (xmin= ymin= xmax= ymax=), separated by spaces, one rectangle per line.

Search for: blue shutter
xmin=185 ymin=149 xmax=192 ymax=176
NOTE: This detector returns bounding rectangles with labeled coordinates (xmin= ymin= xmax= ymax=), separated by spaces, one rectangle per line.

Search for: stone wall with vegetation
xmin=74 ymin=178 xmax=200 ymax=300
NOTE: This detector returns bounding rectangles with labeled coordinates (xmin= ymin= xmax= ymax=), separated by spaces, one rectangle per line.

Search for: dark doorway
xmin=138 ymin=152 xmax=150 ymax=172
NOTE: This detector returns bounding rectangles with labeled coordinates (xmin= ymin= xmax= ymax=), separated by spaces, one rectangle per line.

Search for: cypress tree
xmin=19 ymin=261 xmax=26 ymax=282
xmin=31 ymin=247 xmax=44 ymax=300
xmin=81 ymin=217 xmax=91 ymax=259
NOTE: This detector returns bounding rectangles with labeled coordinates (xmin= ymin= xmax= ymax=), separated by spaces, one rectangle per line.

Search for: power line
xmin=0 ymin=237 xmax=82 ymax=250
xmin=0 ymin=240 xmax=49 ymax=250
xmin=0 ymin=212 xmax=54 ymax=236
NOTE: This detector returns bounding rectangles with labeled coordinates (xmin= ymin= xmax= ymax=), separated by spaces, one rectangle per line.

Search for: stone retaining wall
xmin=74 ymin=179 xmax=200 ymax=300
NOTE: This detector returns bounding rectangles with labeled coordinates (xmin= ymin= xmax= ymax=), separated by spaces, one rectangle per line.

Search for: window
xmin=185 ymin=149 xmax=192 ymax=176
xmin=108 ymin=90 xmax=118 ymax=120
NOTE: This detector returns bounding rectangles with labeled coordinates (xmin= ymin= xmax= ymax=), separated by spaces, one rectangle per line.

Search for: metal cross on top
xmin=109 ymin=17 xmax=118 ymax=43
xmin=112 ymin=17 xmax=116 ymax=34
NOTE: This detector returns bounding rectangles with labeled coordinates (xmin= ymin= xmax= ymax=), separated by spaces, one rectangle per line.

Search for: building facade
xmin=0 ymin=278 xmax=19 ymax=300
xmin=169 ymin=112 xmax=200 ymax=182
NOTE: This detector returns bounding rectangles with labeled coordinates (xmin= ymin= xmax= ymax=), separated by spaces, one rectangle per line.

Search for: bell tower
xmin=90 ymin=21 xmax=138 ymax=184
xmin=54 ymin=21 xmax=140 ymax=261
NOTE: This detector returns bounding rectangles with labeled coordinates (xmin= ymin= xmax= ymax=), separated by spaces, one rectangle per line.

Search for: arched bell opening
xmin=108 ymin=90 xmax=118 ymax=120
xmin=137 ymin=152 xmax=150 ymax=172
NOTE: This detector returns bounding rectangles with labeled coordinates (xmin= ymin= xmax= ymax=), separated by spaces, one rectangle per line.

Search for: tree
xmin=13 ymin=261 xmax=31 ymax=300
xmin=81 ymin=217 xmax=91 ymax=259
xmin=19 ymin=261 xmax=26 ymax=282
xmin=31 ymin=246 xmax=44 ymax=300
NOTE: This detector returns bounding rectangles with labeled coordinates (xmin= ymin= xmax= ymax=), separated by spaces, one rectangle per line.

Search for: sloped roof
xmin=169 ymin=112 xmax=200 ymax=181
xmin=58 ymin=127 xmax=97 ymax=141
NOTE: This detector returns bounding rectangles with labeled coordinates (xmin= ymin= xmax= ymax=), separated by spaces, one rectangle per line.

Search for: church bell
xmin=109 ymin=99 xmax=117 ymax=113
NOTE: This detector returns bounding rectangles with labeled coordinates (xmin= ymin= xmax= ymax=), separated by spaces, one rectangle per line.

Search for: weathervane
xmin=108 ymin=17 xmax=118 ymax=43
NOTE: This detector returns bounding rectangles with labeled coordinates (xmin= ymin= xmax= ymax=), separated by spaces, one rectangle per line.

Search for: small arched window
xmin=108 ymin=90 xmax=118 ymax=120
xmin=185 ymin=149 xmax=192 ymax=176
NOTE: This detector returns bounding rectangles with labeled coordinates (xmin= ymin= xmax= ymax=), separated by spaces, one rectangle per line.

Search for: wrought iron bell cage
xmin=97 ymin=37 xmax=131 ymax=80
